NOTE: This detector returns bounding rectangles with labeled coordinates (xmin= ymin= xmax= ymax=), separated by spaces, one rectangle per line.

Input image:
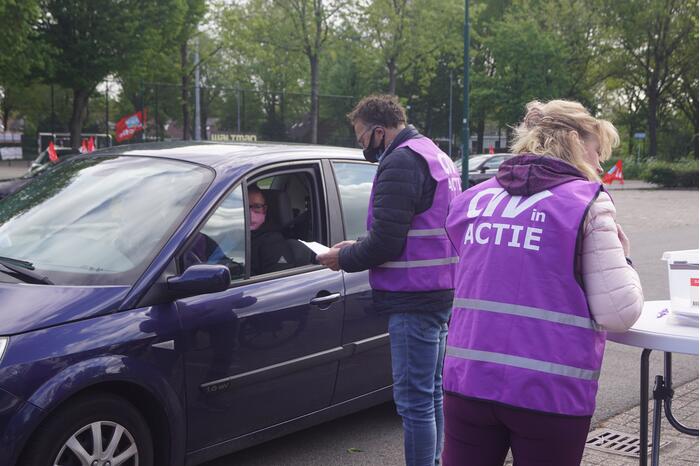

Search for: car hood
xmin=0 ymin=283 xmax=131 ymax=335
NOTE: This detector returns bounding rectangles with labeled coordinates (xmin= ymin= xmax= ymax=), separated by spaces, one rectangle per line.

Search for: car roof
xmin=471 ymin=153 xmax=512 ymax=158
xmin=94 ymin=140 xmax=364 ymax=170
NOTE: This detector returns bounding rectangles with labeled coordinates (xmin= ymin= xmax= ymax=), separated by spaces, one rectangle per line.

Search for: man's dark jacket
xmin=338 ymin=125 xmax=454 ymax=313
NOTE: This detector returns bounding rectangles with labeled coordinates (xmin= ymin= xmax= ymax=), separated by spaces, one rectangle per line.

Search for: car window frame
xmin=245 ymin=165 xmax=325 ymax=279
xmin=327 ymin=159 xmax=377 ymax=242
xmin=177 ymin=159 xmax=330 ymax=289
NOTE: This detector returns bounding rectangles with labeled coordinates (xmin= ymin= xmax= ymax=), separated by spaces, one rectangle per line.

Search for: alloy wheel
xmin=53 ymin=421 xmax=138 ymax=466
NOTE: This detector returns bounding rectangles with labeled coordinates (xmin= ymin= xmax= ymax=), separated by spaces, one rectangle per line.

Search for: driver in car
xmin=248 ymin=184 xmax=311 ymax=275
xmin=183 ymin=185 xmax=312 ymax=277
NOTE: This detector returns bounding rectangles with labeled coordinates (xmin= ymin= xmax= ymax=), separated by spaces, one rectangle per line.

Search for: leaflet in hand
xmin=298 ymin=240 xmax=330 ymax=255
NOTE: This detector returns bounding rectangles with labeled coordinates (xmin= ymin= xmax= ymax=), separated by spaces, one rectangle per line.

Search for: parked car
xmin=0 ymin=146 xmax=78 ymax=200
xmin=454 ymin=152 xmax=514 ymax=186
xmin=0 ymin=141 xmax=391 ymax=466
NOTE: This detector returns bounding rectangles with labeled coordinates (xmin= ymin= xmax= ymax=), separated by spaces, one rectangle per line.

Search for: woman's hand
xmin=617 ymin=223 xmax=631 ymax=257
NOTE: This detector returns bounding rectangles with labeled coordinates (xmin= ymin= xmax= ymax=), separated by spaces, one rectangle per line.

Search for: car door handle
xmin=310 ymin=292 xmax=341 ymax=306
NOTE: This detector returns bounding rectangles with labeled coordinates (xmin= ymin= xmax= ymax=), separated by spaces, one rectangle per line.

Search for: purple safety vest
xmin=443 ymin=176 xmax=606 ymax=416
xmin=367 ymin=137 xmax=461 ymax=292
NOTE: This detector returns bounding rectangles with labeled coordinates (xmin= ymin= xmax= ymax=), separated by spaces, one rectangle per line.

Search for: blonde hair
xmin=511 ymin=100 xmax=620 ymax=181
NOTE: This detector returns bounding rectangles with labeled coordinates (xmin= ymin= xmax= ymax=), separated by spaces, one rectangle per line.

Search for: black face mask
xmin=362 ymin=128 xmax=385 ymax=163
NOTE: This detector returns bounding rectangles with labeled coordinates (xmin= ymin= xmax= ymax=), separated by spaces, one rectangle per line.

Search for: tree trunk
xmin=181 ymin=42 xmax=191 ymax=140
xmin=1 ymin=104 xmax=9 ymax=132
xmin=388 ymin=59 xmax=397 ymax=95
xmin=69 ymin=87 xmax=90 ymax=150
xmin=628 ymin=108 xmax=635 ymax=158
xmin=476 ymin=117 xmax=485 ymax=153
xmin=647 ymin=84 xmax=658 ymax=159
xmin=1 ymin=90 xmax=11 ymax=131
xmin=201 ymin=87 xmax=209 ymax=140
xmin=310 ymin=54 xmax=319 ymax=144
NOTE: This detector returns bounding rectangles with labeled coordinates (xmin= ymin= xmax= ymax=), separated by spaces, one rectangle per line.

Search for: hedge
xmin=641 ymin=160 xmax=699 ymax=188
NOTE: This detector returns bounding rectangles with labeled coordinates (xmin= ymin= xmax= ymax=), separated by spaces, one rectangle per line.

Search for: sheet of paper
xmin=298 ymin=240 xmax=330 ymax=255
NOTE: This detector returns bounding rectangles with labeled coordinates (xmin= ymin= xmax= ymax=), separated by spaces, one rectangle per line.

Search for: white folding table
xmin=607 ymin=300 xmax=698 ymax=466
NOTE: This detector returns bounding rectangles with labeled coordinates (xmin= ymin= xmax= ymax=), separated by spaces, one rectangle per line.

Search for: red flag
xmin=489 ymin=145 xmax=495 ymax=154
xmin=80 ymin=139 xmax=88 ymax=154
xmin=602 ymin=160 xmax=624 ymax=185
xmin=115 ymin=110 xmax=145 ymax=143
xmin=87 ymin=136 xmax=95 ymax=153
xmin=47 ymin=142 xmax=59 ymax=163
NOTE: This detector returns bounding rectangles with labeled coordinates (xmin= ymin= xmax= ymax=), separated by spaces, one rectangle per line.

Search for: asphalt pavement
xmin=0 ymin=163 xmax=695 ymax=465
xmin=205 ymin=185 xmax=699 ymax=466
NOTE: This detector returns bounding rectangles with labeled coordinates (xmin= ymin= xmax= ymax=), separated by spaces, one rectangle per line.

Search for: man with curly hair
xmin=318 ymin=94 xmax=460 ymax=466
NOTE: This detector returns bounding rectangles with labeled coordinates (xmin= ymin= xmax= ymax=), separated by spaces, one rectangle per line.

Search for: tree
xmin=0 ymin=0 xmax=42 ymax=132
xmin=271 ymin=0 xmax=346 ymax=144
xmin=218 ymin=0 xmax=306 ymax=138
xmin=0 ymin=0 xmax=41 ymax=84
xmin=602 ymin=0 xmax=698 ymax=158
xmin=484 ymin=14 xmax=574 ymax=129
xmin=358 ymin=0 xmax=462 ymax=95
xmin=176 ymin=0 xmax=207 ymax=140
xmin=33 ymin=0 xmax=186 ymax=149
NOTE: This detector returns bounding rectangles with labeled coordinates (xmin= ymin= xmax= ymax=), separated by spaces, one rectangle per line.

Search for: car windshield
xmin=0 ymin=156 xmax=213 ymax=286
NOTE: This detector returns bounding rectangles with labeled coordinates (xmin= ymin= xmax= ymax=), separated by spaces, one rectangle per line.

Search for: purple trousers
xmin=442 ymin=393 xmax=591 ymax=466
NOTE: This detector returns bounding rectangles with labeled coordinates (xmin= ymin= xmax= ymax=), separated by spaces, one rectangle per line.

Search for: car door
xmin=324 ymin=160 xmax=393 ymax=404
xmin=177 ymin=162 xmax=345 ymax=452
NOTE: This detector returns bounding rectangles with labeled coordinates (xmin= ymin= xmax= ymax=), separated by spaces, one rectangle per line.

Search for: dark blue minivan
xmin=0 ymin=142 xmax=392 ymax=466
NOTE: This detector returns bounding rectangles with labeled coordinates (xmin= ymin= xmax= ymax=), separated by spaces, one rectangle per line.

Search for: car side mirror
xmin=167 ymin=264 xmax=231 ymax=298
xmin=480 ymin=167 xmax=487 ymax=173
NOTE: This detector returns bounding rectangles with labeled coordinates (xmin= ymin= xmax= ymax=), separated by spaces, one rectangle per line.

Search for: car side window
xmin=331 ymin=162 xmax=377 ymax=241
xmin=182 ymin=185 xmax=246 ymax=280
xmin=248 ymin=168 xmax=322 ymax=277
xmin=483 ymin=156 xmax=505 ymax=170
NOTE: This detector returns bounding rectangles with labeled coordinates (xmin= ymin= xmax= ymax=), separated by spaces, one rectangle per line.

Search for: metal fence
xmin=134 ymin=83 xmax=358 ymax=148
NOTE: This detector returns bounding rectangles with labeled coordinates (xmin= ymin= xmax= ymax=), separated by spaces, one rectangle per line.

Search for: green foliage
xmin=0 ymin=0 xmax=41 ymax=83
xmin=1 ymin=0 xmax=697 ymax=155
xmin=36 ymin=0 xmax=187 ymax=91
xmin=358 ymin=0 xmax=462 ymax=94
xmin=641 ymin=160 xmax=699 ymax=188
xmin=485 ymin=16 xmax=572 ymax=126
xmin=600 ymin=0 xmax=698 ymax=159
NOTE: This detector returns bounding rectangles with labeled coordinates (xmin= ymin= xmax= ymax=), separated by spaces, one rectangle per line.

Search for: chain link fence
xmin=134 ymin=83 xmax=357 ymax=148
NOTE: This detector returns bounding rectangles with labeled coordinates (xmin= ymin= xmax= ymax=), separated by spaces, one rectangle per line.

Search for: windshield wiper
xmin=0 ymin=257 xmax=53 ymax=285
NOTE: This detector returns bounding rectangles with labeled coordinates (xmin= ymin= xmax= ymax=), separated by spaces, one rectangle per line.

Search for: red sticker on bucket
xmin=691 ymin=278 xmax=699 ymax=287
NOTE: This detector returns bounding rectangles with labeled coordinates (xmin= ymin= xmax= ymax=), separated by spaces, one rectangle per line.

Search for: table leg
xmin=640 ymin=348 xmax=651 ymax=466
xmin=651 ymin=375 xmax=664 ymax=466
xmin=662 ymin=352 xmax=699 ymax=436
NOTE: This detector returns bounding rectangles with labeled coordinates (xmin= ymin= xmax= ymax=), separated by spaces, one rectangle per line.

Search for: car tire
xmin=22 ymin=393 xmax=153 ymax=466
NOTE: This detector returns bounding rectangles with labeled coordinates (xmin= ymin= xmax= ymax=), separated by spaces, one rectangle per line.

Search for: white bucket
xmin=661 ymin=249 xmax=699 ymax=319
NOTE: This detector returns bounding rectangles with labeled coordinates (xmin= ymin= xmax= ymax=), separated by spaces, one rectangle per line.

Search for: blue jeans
xmin=389 ymin=307 xmax=451 ymax=466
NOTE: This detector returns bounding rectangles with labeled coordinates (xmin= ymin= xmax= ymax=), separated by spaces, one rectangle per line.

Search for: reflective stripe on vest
xmin=453 ymin=298 xmax=599 ymax=330
xmin=379 ymin=256 xmax=459 ymax=268
xmin=446 ymin=346 xmax=601 ymax=381
xmin=406 ymin=228 xmax=448 ymax=237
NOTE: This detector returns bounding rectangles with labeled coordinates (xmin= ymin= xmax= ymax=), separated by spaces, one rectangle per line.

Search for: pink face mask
xmin=250 ymin=211 xmax=266 ymax=230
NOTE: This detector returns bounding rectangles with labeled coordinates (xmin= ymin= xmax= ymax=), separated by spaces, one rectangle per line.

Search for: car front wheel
xmin=22 ymin=394 xmax=153 ymax=466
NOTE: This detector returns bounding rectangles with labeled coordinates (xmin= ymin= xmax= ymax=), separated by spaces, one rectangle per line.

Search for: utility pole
xmin=194 ymin=36 xmax=202 ymax=141
xmin=460 ymin=0 xmax=470 ymax=190
xmin=448 ymin=70 xmax=453 ymax=158
xmin=105 ymin=79 xmax=109 ymax=143
xmin=155 ymin=84 xmax=160 ymax=141
xmin=236 ymin=83 xmax=241 ymax=133
xmin=50 ymin=84 xmax=55 ymax=134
